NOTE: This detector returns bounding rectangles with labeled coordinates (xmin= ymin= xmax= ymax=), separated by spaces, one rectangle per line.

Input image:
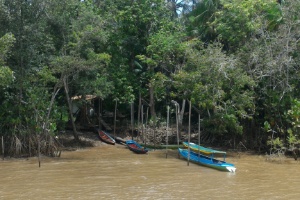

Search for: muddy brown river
xmin=1 ymin=144 xmax=299 ymax=200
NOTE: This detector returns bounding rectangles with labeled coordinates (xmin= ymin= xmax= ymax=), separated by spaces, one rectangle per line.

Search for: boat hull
xmin=126 ymin=140 xmax=148 ymax=154
xmin=95 ymin=129 xmax=115 ymax=145
xmin=182 ymin=142 xmax=226 ymax=156
xmin=178 ymin=148 xmax=236 ymax=172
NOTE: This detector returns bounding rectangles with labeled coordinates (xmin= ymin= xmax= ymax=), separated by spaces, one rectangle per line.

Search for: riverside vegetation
xmin=0 ymin=0 xmax=300 ymax=160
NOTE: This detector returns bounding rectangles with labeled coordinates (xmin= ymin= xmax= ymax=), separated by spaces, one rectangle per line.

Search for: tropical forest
xmin=0 ymin=0 xmax=299 ymax=159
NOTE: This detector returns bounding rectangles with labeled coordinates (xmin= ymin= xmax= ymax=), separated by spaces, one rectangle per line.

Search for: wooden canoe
xmin=95 ymin=129 xmax=115 ymax=145
xmin=178 ymin=148 xmax=236 ymax=172
xmin=126 ymin=140 xmax=148 ymax=154
xmin=182 ymin=142 xmax=227 ymax=156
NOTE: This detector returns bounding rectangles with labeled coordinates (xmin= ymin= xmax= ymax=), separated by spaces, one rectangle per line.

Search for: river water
xmin=1 ymin=144 xmax=300 ymax=200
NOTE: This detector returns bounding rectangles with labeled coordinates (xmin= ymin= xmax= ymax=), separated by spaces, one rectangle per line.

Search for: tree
xmin=108 ymin=0 xmax=176 ymax=120
xmin=0 ymin=0 xmax=113 ymax=155
xmin=0 ymin=0 xmax=61 ymax=156
xmin=185 ymin=0 xmax=282 ymax=50
xmin=236 ymin=0 xmax=300 ymax=149
xmin=46 ymin=0 xmax=113 ymax=141
xmin=185 ymin=0 xmax=220 ymax=41
xmin=212 ymin=0 xmax=282 ymax=49
xmin=137 ymin=25 xmax=187 ymax=124
xmin=173 ymin=40 xmax=255 ymax=145
xmin=0 ymin=33 xmax=15 ymax=87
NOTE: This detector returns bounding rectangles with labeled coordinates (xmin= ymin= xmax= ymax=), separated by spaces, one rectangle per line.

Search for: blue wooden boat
xmin=126 ymin=140 xmax=148 ymax=154
xmin=182 ymin=142 xmax=226 ymax=156
xmin=178 ymin=148 xmax=236 ymax=172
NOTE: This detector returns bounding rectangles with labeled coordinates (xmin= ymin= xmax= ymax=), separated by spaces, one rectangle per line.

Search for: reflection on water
xmin=1 ymin=144 xmax=300 ymax=200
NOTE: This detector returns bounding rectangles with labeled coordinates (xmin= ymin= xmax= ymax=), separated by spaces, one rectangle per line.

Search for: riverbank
xmin=58 ymin=130 xmax=294 ymax=162
xmin=57 ymin=130 xmax=240 ymax=157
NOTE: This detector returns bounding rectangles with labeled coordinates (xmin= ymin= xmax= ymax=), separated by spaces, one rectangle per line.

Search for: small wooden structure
xmin=70 ymin=95 xmax=113 ymax=131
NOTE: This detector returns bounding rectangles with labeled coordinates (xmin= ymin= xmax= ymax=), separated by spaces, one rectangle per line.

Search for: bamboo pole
xmin=1 ymin=137 xmax=3 ymax=159
xmin=166 ymin=106 xmax=169 ymax=159
xmin=138 ymin=92 xmax=141 ymax=139
xmin=154 ymin=129 xmax=156 ymax=150
xmin=29 ymin=138 xmax=31 ymax=157
xmin=38 ymin=135 xmax=41 ymax=168
xmin=114 ymin=100 xmax=117 ymax=140
xmin=176 ymin=104 xmax=179 ymax=158
xmin=131 ymin=102 xmax=134 ymax=140
xmin=198 ymin=113 xmax=200 ymax=158
xmin=187 ymin=100 xmax=191 ymax=166
xmin=141 ymin=104 xmax=144 ymax=144
xmin=145 ymin=107 xmax=149 ymax=147
xmin=171 ymin=100 xmax=180 ymax=158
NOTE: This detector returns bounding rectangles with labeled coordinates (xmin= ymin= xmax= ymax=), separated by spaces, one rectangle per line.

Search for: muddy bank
xmin=58 ymin=126 xmax=214 ymax=150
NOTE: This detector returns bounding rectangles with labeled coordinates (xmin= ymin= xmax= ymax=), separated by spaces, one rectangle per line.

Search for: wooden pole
xmin=141 ymin=104 xmax=144 ymax=144
xmin=29 ymin=138 xmax=31 ymax=157
xmin=131 ymin=102 xmax=134 ymax=140
xmin=145 ymin=107 xmax=149 ymax=147
xmin=166 ymin=106 xmax=169 ymax=159
xmin=198 ymin=113 xmax=200 ymax=158
xmin=154 ymin=129 xmax=156 ymax=150
xmin=146 ymin=107 xmax=149 ymax=127
xmin=187 ymin=100 xmax=191 ymax=166
xmin=138 ymin=92 xmax=141 ymax=139
xmin=2 ymin=136 xmax=4 ymax=160
xmin=38 ymin=135 xmax=41 ymax=168
xmin=175 ymin=103 xmax=179 ymax=158
xmin=171 ymin=100 xmax=180 ymax=158
xmin=114 ymin=100 xmax=117 ymax=140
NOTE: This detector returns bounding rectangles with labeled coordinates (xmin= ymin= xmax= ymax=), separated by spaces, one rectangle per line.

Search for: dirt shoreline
xmin=57 ymin=130 xmax=244 ymax=157
xmin=2 ymin=130 xmax=288 ymax=162
xmin=61 ymin=130 xmax=296 ymax=161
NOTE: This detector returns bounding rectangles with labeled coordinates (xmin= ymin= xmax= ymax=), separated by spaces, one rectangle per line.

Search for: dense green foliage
xmin=0 ymin=0 xmax=299 ymax=156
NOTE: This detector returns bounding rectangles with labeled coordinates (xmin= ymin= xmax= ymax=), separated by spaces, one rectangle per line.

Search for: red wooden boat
xmin=95 ymin=129 xmax=115 ymax=145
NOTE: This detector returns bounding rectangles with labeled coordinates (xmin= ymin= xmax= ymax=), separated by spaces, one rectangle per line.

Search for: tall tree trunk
xmin=17 ymin=2 xmax=25 ymax=136
xmin=63 ymin=76 xmax=80 ymax=142
xmin=178 ymin=99 xmax=186 ymax=126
